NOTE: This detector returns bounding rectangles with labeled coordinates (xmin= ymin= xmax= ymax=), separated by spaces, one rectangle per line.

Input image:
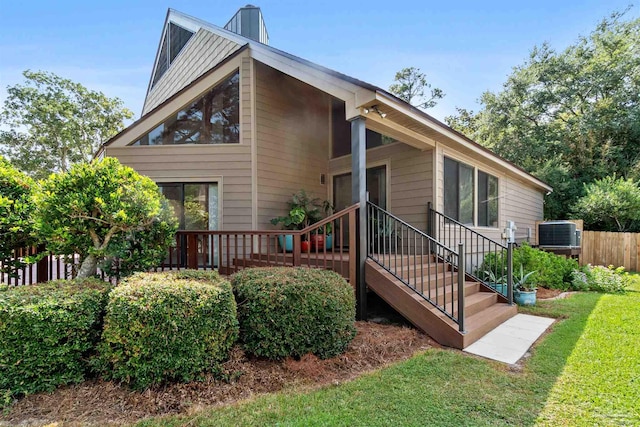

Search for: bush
xmin=0 ymin=279 xmax=111 ymax=400
xmin=581 ymin=265 xmax=629 ymax=293
xmin=0 ymin=156 xmax=36 ymax=278
xmin=95 ymin=270 xmax=238 ymax=389
xmin=480 ymin=243 xmax=579 ymax=291
xmin=231 ymin=267 xmax=356 ymax=360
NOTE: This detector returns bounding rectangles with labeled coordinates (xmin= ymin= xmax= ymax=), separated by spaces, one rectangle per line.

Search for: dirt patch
xmin=1 ymin=322 xmax=435 ymax=426
xmin=537 ymin=287 xmax=564 ymax=300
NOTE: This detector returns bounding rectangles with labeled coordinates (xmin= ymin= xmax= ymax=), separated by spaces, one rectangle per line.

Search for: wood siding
xmin=143 ymin=30 xmax=241 ymax=115
xmin=106 ymin=145 xmax=252 ymax=230
xmin=106 ymin=56 xmax=254 ymax=232
xmin=328 ymin=143 xmax=434 ymax=230
xmin=255 ymin=61 xmax=331 ymax=228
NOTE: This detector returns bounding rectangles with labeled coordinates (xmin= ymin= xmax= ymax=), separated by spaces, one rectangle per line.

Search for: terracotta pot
xmin=310 ymin=234 xmax=325 ymax=250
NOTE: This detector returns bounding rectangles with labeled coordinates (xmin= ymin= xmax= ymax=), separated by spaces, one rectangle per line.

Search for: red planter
xmin=310 ymin=234 xmax=325 ymax=250
xmin=301 ymin=240 xmax=311 ymax=252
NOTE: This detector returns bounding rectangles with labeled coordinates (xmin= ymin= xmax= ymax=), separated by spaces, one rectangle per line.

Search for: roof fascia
xmin=374 ymin=91 xmax=552 ymax=192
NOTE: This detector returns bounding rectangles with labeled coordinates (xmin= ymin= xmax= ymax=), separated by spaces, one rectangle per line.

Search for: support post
xmin=426 ymin=202 xmax=432 ymax=237
xmin=457 ymin=242 xmax=466 ymax=333
xmin=507 ymin=242 xmax=514 ymax=305
xmin=351 ymin=116 xmax=367 ymax=320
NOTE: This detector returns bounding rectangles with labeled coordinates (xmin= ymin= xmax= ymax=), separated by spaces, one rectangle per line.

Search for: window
xmin=158 ymin=183 xmax=219 ymax=230
xmin=444 ymin=157 xmax=474 ymax=225
xmin=152 ymin=22 xmax=195 ymax=87
xmin=443 ymin=157 xmax=498 ymax=227
xmin=478 ymin=171 xmax=499 ymax=227
xmin=132 ymin=71 xmax=240 ymax=146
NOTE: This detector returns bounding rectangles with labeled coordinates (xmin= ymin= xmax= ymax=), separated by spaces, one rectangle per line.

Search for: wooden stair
xmin=365 ymin=258 xmax=517 ymax=349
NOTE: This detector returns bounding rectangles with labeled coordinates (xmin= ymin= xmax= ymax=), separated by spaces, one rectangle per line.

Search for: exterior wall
xmin=434 ymin=144 xmax=545 ymax=243
xmin=254 ymin=61 xmax=331 ymax=229
xmin=106 ymin=56 xmax=254 ymax=231
xmin=328 ymin=143 xmax=434 ymax=231
xmin=143 ymin=30 xmax=242 ymax=115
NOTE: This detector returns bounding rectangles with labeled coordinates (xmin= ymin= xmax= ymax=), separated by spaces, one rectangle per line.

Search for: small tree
xmin=0 ymin=156 xmax=36 ymax=277
xmin=572 ymin=175 xmax=640 ymax=231
xmin=34 ymin=158 xmax=178 ymax=279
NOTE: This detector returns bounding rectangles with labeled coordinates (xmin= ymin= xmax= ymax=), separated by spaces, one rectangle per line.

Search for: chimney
xmin=224 ymin=5 xmax=269 ymax=45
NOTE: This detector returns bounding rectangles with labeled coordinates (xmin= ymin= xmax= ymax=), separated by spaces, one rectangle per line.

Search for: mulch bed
xmin=1 ymin=322 xmax=435 ymax=426
xmin=536 ymin=287 xmax=565 ymax=300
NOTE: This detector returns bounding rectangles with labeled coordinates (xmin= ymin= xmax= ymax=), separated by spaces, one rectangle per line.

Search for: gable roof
xmin=107 ymin=8 xmax=551 ymax=193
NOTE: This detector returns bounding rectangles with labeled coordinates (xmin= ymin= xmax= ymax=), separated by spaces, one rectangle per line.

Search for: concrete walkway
xmin=464 ymin=314 xmax=555 ymax=364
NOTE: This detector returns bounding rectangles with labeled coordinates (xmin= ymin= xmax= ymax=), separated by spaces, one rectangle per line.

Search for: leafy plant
xmin=94 ymin=270 xmax=238 ymax=390
xmin=482 ymin=268 xmax=505 ymax=285
xmin=513 ymin=264 xmax=537 ymax=292
xmin=231 ymin=267 xmax=356 ymax=360
xmin=582 ymin=265 xmax=629 ymax=293
xmin=270 ymin=190 xmax=332 ymax=231
xmin=0 ymin=279 xmax=111 ymax=402
xmin=0 ymin=156 xmax=37 ymax=278
xmin=34 ymin=157 xmax=178 ymax=279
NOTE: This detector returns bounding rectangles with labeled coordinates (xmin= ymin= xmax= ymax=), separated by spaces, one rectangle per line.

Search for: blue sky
xmin=0 ymin=1 xmax=636 ymax=122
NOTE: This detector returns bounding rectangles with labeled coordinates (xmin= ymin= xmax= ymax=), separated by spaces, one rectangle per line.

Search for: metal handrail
xmin=427 ymin=202 xmax=513 ymax=305
xmin=367 ymin=201 xmax=465 ymax=330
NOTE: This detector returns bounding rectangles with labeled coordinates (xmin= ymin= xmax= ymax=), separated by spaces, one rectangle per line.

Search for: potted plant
xmin=483 ymin=269 xmax=506 ymax=295
xmin=270 ymin=190 xmax=328 ymax=252
xmin=513 ymin=264 xmax=537 ymax=306
xmin=270 ymin=206 xmax=305 ymax=252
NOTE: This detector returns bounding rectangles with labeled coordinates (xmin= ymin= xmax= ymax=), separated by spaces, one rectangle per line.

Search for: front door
xmin=332 ymin=165 xmax=387 ymax=248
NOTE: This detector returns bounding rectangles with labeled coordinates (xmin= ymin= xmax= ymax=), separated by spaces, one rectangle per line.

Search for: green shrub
xmin=0 ymin=279 xmax=111 ymax=400
xmin=95 ymin=270 xmax=238 ymax=389
xmin=583 ymin=265 xmax=629 ymax=293
xmin=231 ymin=267 xmax=356 ymax=360
xmin=480 ymin=243 xmax=579 ymax=290
xmin=0 ymin=156 xmax=37 ymax=279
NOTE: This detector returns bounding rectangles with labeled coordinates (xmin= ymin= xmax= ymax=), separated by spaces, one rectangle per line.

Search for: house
xmin=100 ymin=6 xmax=552 ymax=349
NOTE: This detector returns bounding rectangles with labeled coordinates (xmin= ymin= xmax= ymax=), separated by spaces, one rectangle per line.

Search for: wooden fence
xmin=580 ymin=231 xmax=640 ymax=272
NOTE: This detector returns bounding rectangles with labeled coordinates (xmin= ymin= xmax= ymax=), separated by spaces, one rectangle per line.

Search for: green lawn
xmin=138 ymin=279 xmax=640 ymax=427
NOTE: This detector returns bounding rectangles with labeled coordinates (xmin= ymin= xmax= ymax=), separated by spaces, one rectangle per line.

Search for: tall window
xmin=443 ymin=157 xmax=499 ymax=227
xmin=478 ymin=171 xmax=499 ymax=227
xmin=132 ymin=71 xmax=240 ymax=146
xmin=444 ymin=157 xmax=474 ymax=225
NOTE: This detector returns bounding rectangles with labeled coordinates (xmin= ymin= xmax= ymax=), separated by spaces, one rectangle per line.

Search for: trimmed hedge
xmin=0 ymin=279 xmax=111 ymax=400
xmin=95 ymin=270 xmax=238 ymax=389
xmin=231 ymin=267 xmax=356 ymax=360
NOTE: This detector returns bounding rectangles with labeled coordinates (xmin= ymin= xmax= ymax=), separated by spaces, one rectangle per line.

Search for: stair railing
xmin=427 ymin=202 xmax=513 ymax=304
xmin=367 ymin=201 xmax=466 ymax=331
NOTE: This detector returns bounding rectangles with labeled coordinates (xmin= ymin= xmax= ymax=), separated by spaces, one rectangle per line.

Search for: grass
xmin=138 ymin=278 xmax=640 ymax=427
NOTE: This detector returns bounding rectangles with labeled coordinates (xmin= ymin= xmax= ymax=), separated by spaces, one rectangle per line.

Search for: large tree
xmin=0 ymin=70 xmax=134 ymax=179
xmin=389 ymin=67 xmax=445 ymax=109
xmin=445 ymin=11 xmax=640 ymax=220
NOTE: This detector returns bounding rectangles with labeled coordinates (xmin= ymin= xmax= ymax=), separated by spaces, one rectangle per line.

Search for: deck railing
xmin=367 ymin=201 xmax=466 ymax=331
xmin=161 ymin=204 xmax=359 ymax=283
xmin=427 ymin=202 xmax=513 ymax=304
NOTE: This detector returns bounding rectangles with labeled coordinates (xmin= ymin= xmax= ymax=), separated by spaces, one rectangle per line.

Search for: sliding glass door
xmin=158 ymin=183 xmax=219 ymax=266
